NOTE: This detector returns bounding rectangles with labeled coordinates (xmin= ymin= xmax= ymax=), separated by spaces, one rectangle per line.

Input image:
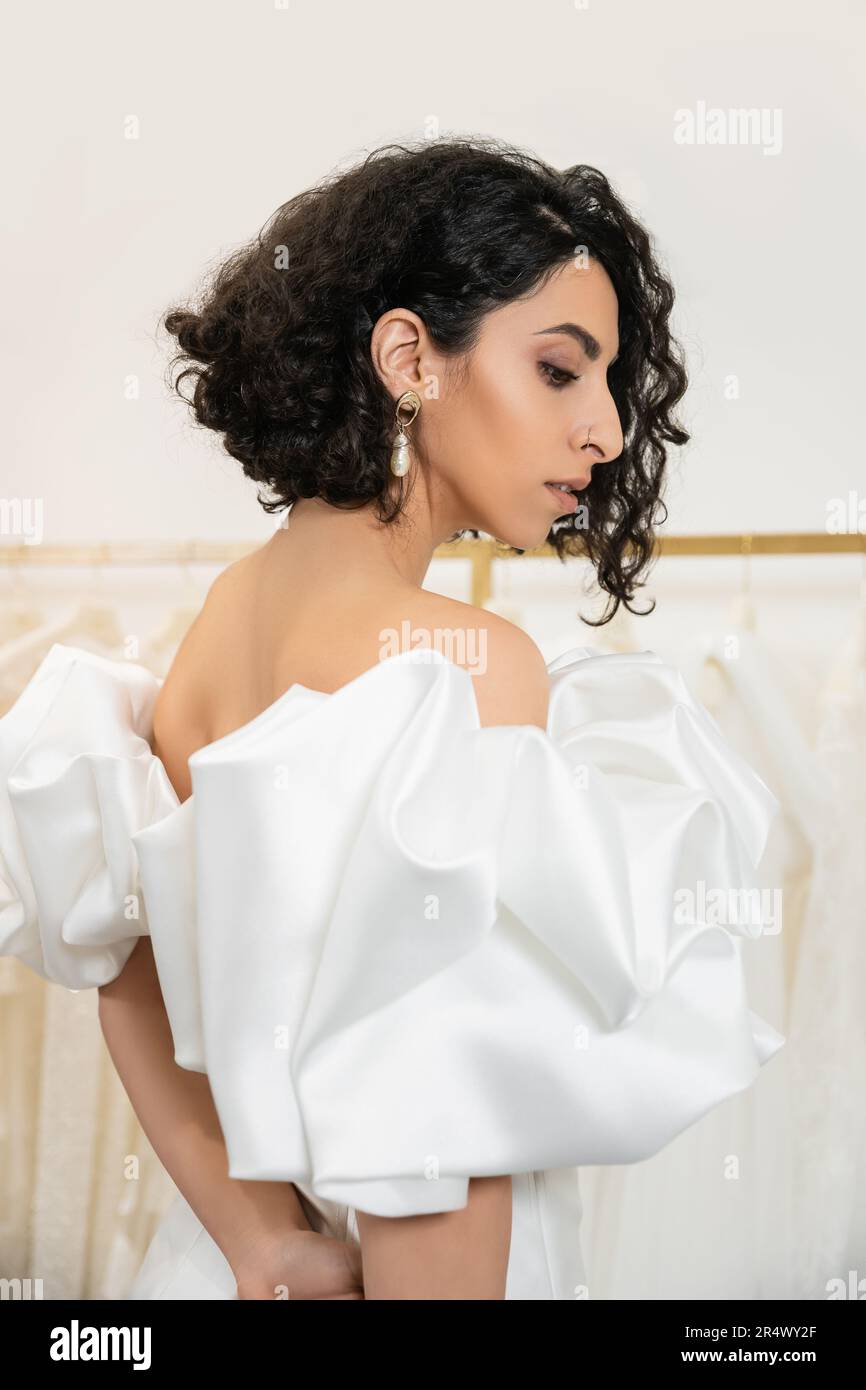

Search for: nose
xmin=575 ymin=434 xmax=610 ymax=485
xmin=576 ymin=406 xmax=624 ymax=473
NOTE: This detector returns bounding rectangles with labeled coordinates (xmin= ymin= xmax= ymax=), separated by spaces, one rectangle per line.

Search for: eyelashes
xmin=539 ymin=361 xmax=580 ymax=390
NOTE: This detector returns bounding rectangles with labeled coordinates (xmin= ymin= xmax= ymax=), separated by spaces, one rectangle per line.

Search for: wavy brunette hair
xmin=161 ymin=136 xmax=689 ymax=626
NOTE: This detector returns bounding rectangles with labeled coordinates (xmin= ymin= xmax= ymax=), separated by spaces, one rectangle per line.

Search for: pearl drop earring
xmin=390 ymin=391 xmax=422 ymax=477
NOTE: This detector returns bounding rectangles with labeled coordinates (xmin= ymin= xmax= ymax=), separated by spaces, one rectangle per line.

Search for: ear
xmin=370 ymin=307 xmax=433 ymax=399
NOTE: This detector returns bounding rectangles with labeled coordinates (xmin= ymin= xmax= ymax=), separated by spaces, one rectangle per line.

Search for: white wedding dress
xmin=0 ymin=640 xmax=785 ymax=1300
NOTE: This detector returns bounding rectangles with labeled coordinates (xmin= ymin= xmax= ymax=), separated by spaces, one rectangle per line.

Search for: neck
xmin=273 ymin=473 xmax=465 ymax=591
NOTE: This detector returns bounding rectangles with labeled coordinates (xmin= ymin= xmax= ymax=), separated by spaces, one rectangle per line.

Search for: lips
xmin=544 ymin=483 xmax=580 ymax=513
xmin=545 ymin=476 xmax=590 ymax=492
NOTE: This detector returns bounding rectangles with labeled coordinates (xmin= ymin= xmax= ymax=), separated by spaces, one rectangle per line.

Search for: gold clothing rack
xmin=1 ymin=533 xmax=863 ymax=609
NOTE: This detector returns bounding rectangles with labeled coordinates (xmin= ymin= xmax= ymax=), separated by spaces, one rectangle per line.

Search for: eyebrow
xmin=533 ymin=322 xmax=619 ymax=366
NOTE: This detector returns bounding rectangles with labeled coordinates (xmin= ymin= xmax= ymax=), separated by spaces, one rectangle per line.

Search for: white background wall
xmin=3 ymin=0 xmax=862 ymax=539
xmin=2 ymin=0 xmax=864 ymax=661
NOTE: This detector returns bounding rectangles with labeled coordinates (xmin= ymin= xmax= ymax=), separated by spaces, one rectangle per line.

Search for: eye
xmin=539 ymin=361 xmax=579 ymax=390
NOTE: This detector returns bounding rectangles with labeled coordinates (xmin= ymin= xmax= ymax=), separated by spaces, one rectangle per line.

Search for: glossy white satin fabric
xmin=0 ymin=641 xmax=785 ymax=1300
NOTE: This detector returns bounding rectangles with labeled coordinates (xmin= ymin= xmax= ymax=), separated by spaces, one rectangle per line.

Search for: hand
xmin=233 ymin=1225 xmax=364 ymax=1301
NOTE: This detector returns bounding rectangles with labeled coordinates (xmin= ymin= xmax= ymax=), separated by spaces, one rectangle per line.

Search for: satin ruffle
xmin=0 ymin=641 xmax=784 ymax=1217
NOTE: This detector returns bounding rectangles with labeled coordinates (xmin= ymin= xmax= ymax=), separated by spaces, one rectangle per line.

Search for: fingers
xmin=301 ymin=1234 xmax=364 ymax=1299
xmin=236 ymin=1230 xmax=366 ymax=1300
xmin=340 ymin=1238 xmax=364 ymax=1288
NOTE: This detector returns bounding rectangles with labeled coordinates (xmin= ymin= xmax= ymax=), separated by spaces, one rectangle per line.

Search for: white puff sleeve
xmin=0 ymin=644 xmax=176 ymax=990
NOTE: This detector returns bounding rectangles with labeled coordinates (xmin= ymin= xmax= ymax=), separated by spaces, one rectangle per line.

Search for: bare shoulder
xmin=152 ymin=567 xmax=232 ymax=736
xmin=415 ymin=593 xmax=550 ymax=730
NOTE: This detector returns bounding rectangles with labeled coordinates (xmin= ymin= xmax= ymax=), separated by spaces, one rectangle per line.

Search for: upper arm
xmin=356 ymin=1174 xmax=513 ymax=1299
xmin=97 ymin=936 xmax=163 ymax=1009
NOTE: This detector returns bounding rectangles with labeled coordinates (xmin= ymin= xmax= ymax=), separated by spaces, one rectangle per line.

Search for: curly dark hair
xmin=161 ymin=135 xmax=689 ymax=626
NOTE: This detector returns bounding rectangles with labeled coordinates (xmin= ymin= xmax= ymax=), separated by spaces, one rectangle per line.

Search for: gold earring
xmin=390 ymin=391 xmax=421 ymax=477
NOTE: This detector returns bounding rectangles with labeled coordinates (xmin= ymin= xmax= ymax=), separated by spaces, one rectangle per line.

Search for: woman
xmin=0 ymin=136 xmax=783 ymax=1300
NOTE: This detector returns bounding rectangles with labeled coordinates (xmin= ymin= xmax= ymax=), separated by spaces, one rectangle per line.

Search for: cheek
xmin=457 ymin=361 xmax=540 ymax=473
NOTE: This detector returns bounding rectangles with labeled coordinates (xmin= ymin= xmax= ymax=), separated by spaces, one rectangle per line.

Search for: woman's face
xmin=375 ymin=257 xmax=624 ymax=549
